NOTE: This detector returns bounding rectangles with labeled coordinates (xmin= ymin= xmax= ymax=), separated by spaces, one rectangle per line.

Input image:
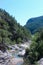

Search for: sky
xmin=0 ymin=0 xmax=43 ymax=26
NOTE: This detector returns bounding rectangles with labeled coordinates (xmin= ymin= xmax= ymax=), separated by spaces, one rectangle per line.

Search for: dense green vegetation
xmin=0 ymin=9 xmax=31 ymax=45
xmin=25 ymin=16 xmax=43 ymax=34
xmin=24 ymin=29 xmax=43 ymax=64
xmin=1 ymin=8 xmax=43 ymax=65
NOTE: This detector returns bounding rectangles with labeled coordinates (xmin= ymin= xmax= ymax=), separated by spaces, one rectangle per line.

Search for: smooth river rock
xmin=38 ymin=58 xmax=43 ymax=65
xmin=0 ymin=50 xmax=23 ymax=65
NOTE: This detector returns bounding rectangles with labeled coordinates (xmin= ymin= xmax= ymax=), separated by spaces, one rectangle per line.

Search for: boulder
xmin=38 ymin=58 xmax=43 ymax=65
xmin=0 ymin=50 xmax=13 ymax=65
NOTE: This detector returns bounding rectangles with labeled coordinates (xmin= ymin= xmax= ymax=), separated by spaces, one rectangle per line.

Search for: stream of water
xmin=12 ymin=50 xmax=24 ymax=65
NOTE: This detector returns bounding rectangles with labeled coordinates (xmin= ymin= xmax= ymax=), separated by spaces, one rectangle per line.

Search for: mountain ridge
xmin=25 ymin=16 xmax=43 ymax=34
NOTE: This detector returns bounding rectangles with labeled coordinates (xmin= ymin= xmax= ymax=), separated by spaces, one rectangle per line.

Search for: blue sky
xmin=0 ymin=0 xmax=43 ymax=26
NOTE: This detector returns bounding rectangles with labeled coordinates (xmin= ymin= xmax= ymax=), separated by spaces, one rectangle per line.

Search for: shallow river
xmin=12 ymin=50 xmax=24 ymax=65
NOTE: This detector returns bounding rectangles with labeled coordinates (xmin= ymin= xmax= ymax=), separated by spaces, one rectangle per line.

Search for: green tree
xmin=24 ymin=30 xmax=43 ymax=64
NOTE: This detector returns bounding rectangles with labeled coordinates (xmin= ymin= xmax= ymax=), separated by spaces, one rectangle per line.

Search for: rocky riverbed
xmin=0 ymin=43 xmax=43 ymax=65
xmin=0 ymin=41 xmax=31 ymax=65
xmin=0 ymin=50 xmax=24 ymax=65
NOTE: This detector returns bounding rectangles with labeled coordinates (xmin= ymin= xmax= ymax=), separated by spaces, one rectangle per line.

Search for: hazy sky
xmin=0 ymin=0 xmax=43 ymax=26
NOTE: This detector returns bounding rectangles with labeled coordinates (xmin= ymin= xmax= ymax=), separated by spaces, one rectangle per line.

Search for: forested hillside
xmin=0 ymin=9 xmax=31 ymax=45
xmin=25 ymin=16 xmax=43 ymax=34
xmin=24 ymin=29 xmax=43 ymax=65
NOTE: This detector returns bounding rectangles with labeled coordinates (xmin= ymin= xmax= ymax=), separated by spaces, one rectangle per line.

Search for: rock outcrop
xmin=0 ymin=50 xmax=13 ymax=65
xmin=38 ymin=58 xmax=43 ymax=65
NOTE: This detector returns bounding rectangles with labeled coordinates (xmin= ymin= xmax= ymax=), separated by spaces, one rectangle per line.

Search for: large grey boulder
xmin=38 ymin=58 xmax=43 ymax=65
xmin=0 ymin=50 xmax=12 ymax=65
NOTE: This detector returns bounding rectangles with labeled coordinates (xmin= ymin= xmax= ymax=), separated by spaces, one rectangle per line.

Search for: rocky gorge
xmin=0 ymin=41 xmax=43 ymax=65
xmin=0 ymin=49 xmax=24 ymax=65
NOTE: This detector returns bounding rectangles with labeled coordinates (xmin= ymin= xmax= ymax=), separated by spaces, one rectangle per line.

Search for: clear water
xmin=12 ymin=50 xmax=24 ymax=65
xmin=16 ymin=61 xmax=23 ymax=65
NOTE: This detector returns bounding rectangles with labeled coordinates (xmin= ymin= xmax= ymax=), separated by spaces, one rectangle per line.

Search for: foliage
xmin=0 ymin=9 xmax=31 ymax=45
xmin=25 ymin=16 xmax=43 ymax=34
xmin=24 ymin=30 xmax=43 ymax=64
xmin=17 ymin=38 xmax=22 ymax=44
